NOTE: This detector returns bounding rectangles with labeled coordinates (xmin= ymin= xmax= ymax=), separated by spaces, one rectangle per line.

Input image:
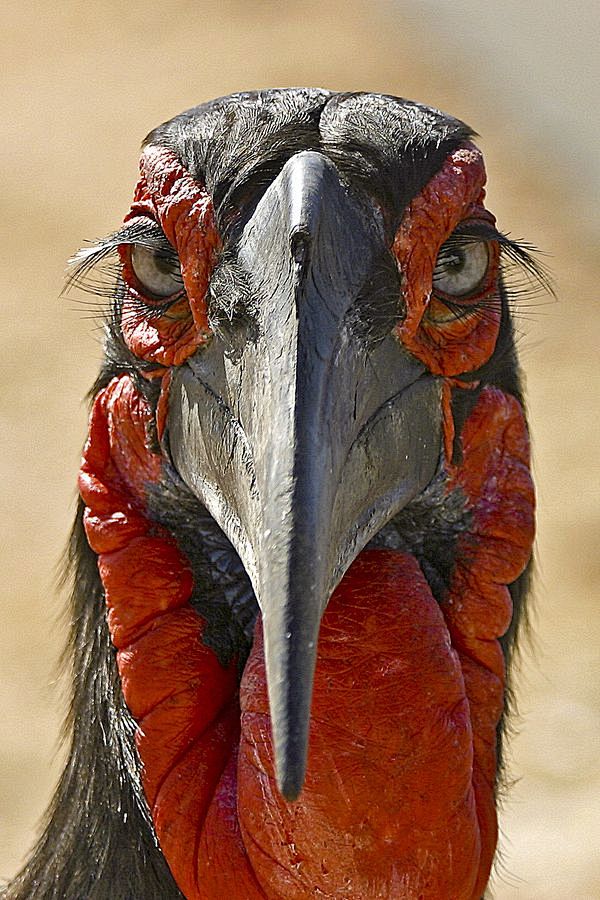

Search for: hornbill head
xmin=1 ymin=89 xmax=545 ymax=900
xmin=68 ymin=90 xmax=542 ymax=808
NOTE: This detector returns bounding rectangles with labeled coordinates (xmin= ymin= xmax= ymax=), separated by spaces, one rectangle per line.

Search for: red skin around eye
xmin=119 ymin=146 xmax=221 ymax=367
xmin=119 ymin=144 xmax=496 ymax=379
xmin=392 ymin=145 xmax=502 ymax=377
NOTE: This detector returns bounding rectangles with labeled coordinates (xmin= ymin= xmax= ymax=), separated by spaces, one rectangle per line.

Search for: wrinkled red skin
xmin=77 ymin=146 xmax=535 ymax=898
xmin=392 ymin=145 xmax=501 ymax=378
xmin=120 ymin=146 xmax=221 ymax=368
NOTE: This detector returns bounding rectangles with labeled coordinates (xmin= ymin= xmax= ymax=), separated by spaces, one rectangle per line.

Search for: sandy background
xmin=1 ymin=1 xmax=598 ymax=897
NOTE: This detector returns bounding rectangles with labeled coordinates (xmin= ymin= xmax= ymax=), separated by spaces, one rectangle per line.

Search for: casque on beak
xmin=167 ymin=151 xmax=443 ymax=799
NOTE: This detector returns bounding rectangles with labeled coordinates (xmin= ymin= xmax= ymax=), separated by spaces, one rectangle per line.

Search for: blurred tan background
xmin=1 ymin=1 xmax=598 ymax=897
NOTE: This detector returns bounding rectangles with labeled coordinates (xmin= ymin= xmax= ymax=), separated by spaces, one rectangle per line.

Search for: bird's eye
xmin=130 ymin=245 xmax=183 ymax=299
xmin=432 ymin=241 xmax=490 ymax=299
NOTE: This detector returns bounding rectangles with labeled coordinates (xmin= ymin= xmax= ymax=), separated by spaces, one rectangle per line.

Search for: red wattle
xmin=238 ymin=549 xmax=484 ymax=899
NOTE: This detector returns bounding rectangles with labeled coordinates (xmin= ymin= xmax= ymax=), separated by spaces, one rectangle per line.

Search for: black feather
xmin=147 ymin=89 xmax=473 ymax=242
xmin=2 ymin=504 xmax=182 ymax=900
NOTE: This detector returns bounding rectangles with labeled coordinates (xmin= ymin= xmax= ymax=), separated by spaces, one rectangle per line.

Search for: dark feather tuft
xmin=2 ymin=504 xmax=183 ymax=899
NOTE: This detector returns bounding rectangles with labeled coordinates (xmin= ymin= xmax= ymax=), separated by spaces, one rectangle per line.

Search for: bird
xmin=4 ymin=88 xmax=543 ymax=899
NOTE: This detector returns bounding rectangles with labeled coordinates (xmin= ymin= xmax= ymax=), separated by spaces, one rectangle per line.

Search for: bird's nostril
xmin=290 ymin=228 xmax=312 ymax=268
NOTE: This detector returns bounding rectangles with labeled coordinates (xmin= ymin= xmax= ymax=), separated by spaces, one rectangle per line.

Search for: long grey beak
xmin=167 ymin=151 xmax=442 ymax=799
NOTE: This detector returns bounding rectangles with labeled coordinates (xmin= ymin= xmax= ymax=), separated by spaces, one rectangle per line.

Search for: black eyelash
xmin=64 ymin=218 xmax=182 ymax=322
xmin=445 ymin=224 xmax=553 ymax=291
xmin=66 ymin=217 xmax=554 ymax=337
xmin=433 ymin=224 xmax=554 ymax=325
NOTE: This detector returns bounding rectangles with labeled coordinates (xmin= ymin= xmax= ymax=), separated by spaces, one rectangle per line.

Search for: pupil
xmin=447 ymin=250 xmax=465 ymax=273
xmin=154 ymin=251 xmax=177 ymax=276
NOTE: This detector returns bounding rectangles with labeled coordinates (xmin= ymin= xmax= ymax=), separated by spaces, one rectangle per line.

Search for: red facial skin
xmin=120 ymin=146 xmax=221 ymax=368
xmin=78 ymin=146 xmax=535 ymax=898
xmin=392 ymin=145 xmax=501 ymax=379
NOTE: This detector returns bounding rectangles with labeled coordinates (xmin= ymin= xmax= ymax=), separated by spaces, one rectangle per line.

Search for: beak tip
xmin=273 ymin=728 xmax=308 ymax=801
xmin=277 ymin=768 xmax=305 ymax=802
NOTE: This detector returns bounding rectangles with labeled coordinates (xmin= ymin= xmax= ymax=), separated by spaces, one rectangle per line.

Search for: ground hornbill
xmin=4 ymin=89 xmax=546 ymax=899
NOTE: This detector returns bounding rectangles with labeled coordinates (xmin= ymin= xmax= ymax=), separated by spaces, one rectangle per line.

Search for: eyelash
xmin=64 ymin=220 xmax=185 ymax=322
xmin=65 ymin=223 xmax=552 ymax=329
xmin=429 ymin=226 xmax=552 ymax=322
